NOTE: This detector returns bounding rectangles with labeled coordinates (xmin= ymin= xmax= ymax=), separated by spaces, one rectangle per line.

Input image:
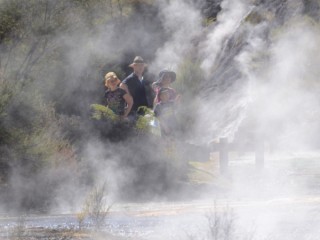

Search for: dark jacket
xmin=122 ymin=73 xmax=148 ymax=114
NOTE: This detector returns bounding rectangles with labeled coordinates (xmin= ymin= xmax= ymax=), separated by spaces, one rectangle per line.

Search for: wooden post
xmin=219 ymin=137 xmax=228 ymax=174
xmin=255 ymin=140 xmax=264 ymax=169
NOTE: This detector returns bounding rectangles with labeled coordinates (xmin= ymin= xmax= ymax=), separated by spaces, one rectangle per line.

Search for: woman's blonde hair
xmin=104 ymin=72 xmax=121 ymax=88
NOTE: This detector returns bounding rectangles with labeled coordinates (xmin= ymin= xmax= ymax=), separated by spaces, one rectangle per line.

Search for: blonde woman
xmin=104 ymin=72 xmax=133 ymax=119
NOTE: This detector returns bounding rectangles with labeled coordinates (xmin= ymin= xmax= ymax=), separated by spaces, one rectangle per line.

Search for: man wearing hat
xmin=120 ymin=56 xmax=149 ymax=119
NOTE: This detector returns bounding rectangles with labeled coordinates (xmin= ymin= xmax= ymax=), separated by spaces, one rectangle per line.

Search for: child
xmin=104 ymin=72 xmax=133 ymax=119
xmin=152 ymin=69 xmax=180 ymax=105
xmin=154 ymin=87 xmax=178 ymax=138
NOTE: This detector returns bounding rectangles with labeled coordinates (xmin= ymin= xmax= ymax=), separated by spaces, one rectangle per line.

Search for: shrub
xmin=79 ymin=183 xmax=112 ymax=230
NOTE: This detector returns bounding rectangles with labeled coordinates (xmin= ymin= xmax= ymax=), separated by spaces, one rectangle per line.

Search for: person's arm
xmin=153 ymin=87 xmax=160 ymax=107
xmin=120 ymin=82 xmax=129 ymax=94
xmin=123 ymin=93 xmax=133 ymax=117
xmin=174 ymin=94 xmax=181 ymax=103
xmin=170 ymin=88 xmax=181 ymax=103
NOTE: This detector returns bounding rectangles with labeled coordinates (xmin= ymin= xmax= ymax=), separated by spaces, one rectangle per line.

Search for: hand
xmin=120 ymin=116 xmax=129 ymax=122
xmin=175 ymin=94 xmax=181 ymax=103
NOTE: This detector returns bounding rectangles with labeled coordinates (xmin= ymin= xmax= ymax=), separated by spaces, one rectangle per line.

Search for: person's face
xmin=133 ymin=63 xmax=145 ymax=75
xmin=106 ymin=76 xmax=118 ymax=88
xmin=161 ymin=74 xmax=172 ymax=86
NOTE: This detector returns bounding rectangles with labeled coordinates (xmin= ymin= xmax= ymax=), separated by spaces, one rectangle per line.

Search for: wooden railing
xmin=211 ymin=137 xmax=265 ymax=174
xmin=182 ymin=137 xmax=265 ymax=174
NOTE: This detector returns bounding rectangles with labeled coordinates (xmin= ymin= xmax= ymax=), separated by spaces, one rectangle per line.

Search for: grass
xmin=183 ymin=202 xmax=266 ymax=240
xmin=8 ymin=216 xmax=27 ymax=240
xmin=77 ymin=183 xmax=112 ymax=230
xmin=188 ymin=160 xmax=218 ymax=183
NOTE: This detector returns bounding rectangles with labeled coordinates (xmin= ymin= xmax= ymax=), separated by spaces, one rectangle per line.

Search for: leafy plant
xmin=90 ymin=103 xmax=119 ymax=122
xmin=135 ymin=106 xmax=155 ymax=133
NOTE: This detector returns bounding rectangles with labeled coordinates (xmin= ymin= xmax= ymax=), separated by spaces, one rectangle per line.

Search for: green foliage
xmin=0 ymin=76 xmax=22 ymax=146
xmin=90 ymin=103 xmax=119 ymax=122
xmin=90 ymin=104 xmax=163 ymax=141
xmin=203 ymin=17 xmax=217 ymax=27
xmin=173 ymin=58 xmax=206 ymax=135
xmin=244 ymin=10 xmax=266 ymax=24
xmin=0 ymin=1 xmax=23 ymax=43
xmin=135 ymin=106 xmax=154 ymax=133
xmin=91 ymin=104 xmax=156 ymax=134
xmin=0 ymin=0 xmax=129 ymax=82
xmin=0 ymin=74 xmax=77 ymax=180
xmin=10 ymin=90 xmax=75 ymax=168
xmin=0 ymin=77 xmax=14 ymax=118
xmin=174 ymin=57 xmax=205 ymax=96
xmin=0 ymin=71 xmax=81 ymax=211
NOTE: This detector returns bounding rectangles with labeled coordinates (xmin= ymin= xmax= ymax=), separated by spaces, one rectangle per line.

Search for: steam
xmin=150 ymin=0 xmax=202 ymax=72
xmin=186 ymin=0 xmax=320 ymax=150
xmin=1 ymin=0 xmax=320 ymax=238
xmin=50 ymin=0 xmax=320 ymax=210
xmin=249 ymin=17 xmax=320 ymax=150
xmin=200 ymin=0 xmax=251 ymax=75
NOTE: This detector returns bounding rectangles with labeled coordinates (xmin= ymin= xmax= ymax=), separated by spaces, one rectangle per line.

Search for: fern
xmin=90 ymin=104 xmax=119 ymax=122
xmin=135 ymin=106 xmax=155 ymax=132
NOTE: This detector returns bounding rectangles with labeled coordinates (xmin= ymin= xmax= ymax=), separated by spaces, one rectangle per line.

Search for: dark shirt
xmin=122 ymin=73 xmax=148 ymax=114
xmin=104 ymin=87 xmax=127 ymax=115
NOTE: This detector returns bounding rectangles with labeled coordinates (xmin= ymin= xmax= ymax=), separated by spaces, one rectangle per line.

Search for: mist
xmin=149 ymin=0 xmax=203 ymax=72
xmin=191 ymin=0 xmax=320 ymax=149
xmin=1 ymin=0 xmax=320 ymax=239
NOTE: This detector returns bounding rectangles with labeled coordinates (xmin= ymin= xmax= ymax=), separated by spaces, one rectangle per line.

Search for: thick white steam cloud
xmin=200 ymin=0 xmax=252 ymax=75
xmin=50 ymin=0 xmax=320 ymax=211
xmin=150 ymin=0 xmax=202 ymax=72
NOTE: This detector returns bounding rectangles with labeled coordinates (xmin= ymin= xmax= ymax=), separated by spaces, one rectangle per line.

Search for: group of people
xmin=103 ymin=56 xmax=180 ymax=138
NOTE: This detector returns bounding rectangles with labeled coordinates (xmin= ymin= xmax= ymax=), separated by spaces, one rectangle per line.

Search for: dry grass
xmin=188 ymin=153 xmax=219 ymax=183
xmin=77 ymin=183 xmax=112 ymax=231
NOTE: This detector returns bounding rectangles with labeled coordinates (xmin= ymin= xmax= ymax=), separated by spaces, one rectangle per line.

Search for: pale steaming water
xmin=1 ymin=196 xmax=320 ymax=239
xmin=2 ymin=153 xmax=320 ymax=239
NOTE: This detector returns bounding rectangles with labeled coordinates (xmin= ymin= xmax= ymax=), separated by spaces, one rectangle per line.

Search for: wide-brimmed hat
xmin=129 ymin=56 xmax=147 ymax=67
xmin=156 ymin=69 xmax=176 ymax=85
